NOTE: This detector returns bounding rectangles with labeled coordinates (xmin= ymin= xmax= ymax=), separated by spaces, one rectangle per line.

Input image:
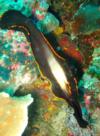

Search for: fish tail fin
xmin=71 ymin=99 xmax=89 ymax=128
xmin=52 ymin=85 xmax=88 ymax=128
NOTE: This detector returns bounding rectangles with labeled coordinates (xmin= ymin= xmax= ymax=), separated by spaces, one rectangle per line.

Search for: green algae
xmin=73 ymin=4 xmax=100 ymax=34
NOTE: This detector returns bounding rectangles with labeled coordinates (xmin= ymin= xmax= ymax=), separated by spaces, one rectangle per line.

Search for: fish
xmin=45 ymin=32 xmax=85 ymax=82
xmin=0 ymin=10 xmax=88 ymax=128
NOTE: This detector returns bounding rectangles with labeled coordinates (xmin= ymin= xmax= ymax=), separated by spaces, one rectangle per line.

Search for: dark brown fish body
xmin=0 ymin=10 xmax=88 ymax=128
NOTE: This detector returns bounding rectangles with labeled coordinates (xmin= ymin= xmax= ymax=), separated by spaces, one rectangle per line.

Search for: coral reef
xmin=0 ymin=0 xmax=99 ymax=136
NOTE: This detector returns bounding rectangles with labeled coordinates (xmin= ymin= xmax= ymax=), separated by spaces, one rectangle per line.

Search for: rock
xmin=0 ymin=92 xmax=33 ymax=136
xmin=0 ymin=0 xmax=35 ymax=17
xmin=72 ymin=4 xmax=100 ymax=35
xmin=36 ymin=12 xmax=59 ymax=33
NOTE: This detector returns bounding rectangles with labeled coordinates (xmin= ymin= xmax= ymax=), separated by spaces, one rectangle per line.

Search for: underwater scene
xmin=0 ymin=0 xmax=100 ymax=136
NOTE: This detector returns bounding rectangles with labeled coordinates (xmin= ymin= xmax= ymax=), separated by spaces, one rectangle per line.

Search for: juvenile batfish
xmin=0 ymin=10 xmax=88 ymax=128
